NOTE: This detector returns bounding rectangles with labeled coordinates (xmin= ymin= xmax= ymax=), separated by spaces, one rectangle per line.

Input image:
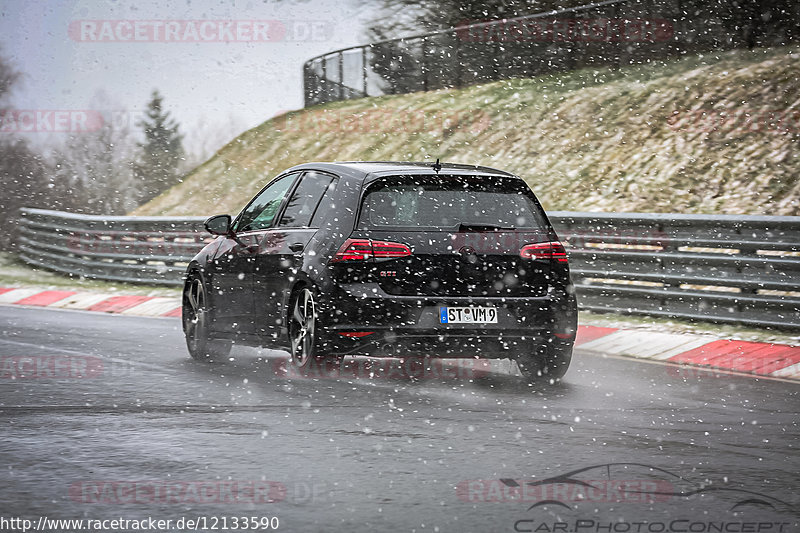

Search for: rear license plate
xmin=439 ymin=307 xmax=498 ymax=324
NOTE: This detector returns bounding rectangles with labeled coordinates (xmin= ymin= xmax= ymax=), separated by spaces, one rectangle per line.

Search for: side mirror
xmin=204 ymin=214 xmax=232 ymax=236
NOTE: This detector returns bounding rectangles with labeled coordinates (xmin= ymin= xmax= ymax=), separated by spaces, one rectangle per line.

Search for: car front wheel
xmin=183 ymin=275 xmax=232 ymax=362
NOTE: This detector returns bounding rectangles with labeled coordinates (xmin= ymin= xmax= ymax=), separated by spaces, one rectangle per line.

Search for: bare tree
xmin=0 ymin=49 xmax=52 ymax=250
xmin=182 ymin=112 xmax=247 ymax=170
xmin=45 ymin=91 xmax=139 ymax=215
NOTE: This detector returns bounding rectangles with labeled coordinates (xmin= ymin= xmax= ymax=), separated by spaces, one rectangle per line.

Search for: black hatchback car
xmin=182 ymin=162 xmax=577 ymax=381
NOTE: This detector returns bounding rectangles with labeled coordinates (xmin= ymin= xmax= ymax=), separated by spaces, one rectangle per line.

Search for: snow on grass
xmin=133 ymin=46 xmax=800 ymax=217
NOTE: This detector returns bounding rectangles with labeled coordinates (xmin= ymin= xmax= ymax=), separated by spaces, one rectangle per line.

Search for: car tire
xmin=288 ymin=287 xmax=326 ymax=371
xmin=183 ymin=275 xmax=232 ymax=362
xmin=516 ymin=340 xmax=573 ymax=383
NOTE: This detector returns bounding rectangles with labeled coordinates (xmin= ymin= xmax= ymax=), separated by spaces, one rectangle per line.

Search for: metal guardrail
xmin=17 ymin=208 xmax=210 ymax=286
xmin=550 ymin=211 xmax=800 ymax=329
xmin=17 ymin=207 xmax=800 ymax=329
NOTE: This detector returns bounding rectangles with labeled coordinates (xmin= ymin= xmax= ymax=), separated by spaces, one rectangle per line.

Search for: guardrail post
xmin=338 ymin=52 xmax=344 ymax=101
xmin=421 ymin=37 xmax=428 ymax=92
xmin=362 ymin=47 xmax=368 ymax=96
xmin=454 ymin=30 xmax=461 ymax=88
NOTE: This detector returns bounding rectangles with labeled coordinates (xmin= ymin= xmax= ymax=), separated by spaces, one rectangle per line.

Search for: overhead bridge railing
xmin=303 ymin=0 xmax=798 ymax=107
xmin=17 ymin=208 xmax=800 ymax=329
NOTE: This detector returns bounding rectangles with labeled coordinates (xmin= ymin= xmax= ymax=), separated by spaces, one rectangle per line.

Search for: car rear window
xmin=359 ymin=174 xmax=549 ymax=230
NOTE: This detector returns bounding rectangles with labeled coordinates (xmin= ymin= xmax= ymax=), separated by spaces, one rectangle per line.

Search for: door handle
xmin=289 ymin=242 xmax=305 ymax=253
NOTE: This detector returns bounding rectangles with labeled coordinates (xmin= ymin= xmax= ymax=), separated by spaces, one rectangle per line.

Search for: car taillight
xmin=331 ymin=239 xmax=412 ymax=262
xmin=331 ymin=239 xmax=374 ymax=262
xmin=520 ymin=242 xmax=568 ymax=263
xmin=372 ymin=240 xmax=412 ymax=259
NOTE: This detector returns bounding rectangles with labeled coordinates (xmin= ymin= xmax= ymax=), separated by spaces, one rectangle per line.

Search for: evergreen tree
xmin=133 ymin=90 xmax=184 ymax=205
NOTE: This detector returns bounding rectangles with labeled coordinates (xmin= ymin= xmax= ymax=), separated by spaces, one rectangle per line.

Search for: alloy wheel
xmin=184 ymin=277 xmax=208 ymax=356
xmin=290 ymin=288 xmax=317 ymax=368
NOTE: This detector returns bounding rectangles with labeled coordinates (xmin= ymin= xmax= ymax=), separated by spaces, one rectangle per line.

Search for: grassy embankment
xmin=135 ymin=45 xmax=799 ymax=217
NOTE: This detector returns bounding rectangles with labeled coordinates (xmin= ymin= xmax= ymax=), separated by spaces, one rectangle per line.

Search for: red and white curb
xmin=0 ymin=287 xmax=181 ymax=318
xmin=575 ymin=325 xmax=800 ymax=381
xmin=1 ymin=287 xmax=798 ymax=381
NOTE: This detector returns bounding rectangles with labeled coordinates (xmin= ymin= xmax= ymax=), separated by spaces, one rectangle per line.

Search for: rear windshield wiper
xmin=455 ymin=222 xmax=515 ymax=232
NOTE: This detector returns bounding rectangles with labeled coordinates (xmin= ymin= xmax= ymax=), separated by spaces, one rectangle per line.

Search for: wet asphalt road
xmin=0 ymin=305 xmax=798 ymax=533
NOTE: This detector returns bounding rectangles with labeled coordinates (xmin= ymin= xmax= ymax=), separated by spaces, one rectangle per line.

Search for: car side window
xmin=234 ymin=173 xmax=297 ymax=232
xmin=279 ymin=171 xmax=336 ymax=228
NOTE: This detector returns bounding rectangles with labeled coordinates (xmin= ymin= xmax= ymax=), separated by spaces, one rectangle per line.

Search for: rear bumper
xmin=318 ymin=282 xmax=566 ymax=358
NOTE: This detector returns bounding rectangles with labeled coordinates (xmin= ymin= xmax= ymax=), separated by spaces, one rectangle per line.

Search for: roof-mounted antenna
xmin=432 ymin=158 xmax=442 ymax=173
